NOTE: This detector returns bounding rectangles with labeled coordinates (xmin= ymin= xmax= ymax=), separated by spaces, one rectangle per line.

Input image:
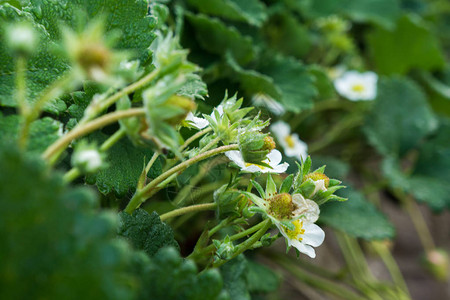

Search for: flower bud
xmin=72 ymin=148 xmax=103 ymax=173
xmin=6 ymin=23 xmax=37 ymax=56
xmin=165 ymin=95 xmax=196 ymax=125
xmin=424 ymin=249 xmax=449 ymax=281
xmin=238 ymin=130 xmax=275 ymax=166
xmin=267 ymin=193 xmax=294 ymax=220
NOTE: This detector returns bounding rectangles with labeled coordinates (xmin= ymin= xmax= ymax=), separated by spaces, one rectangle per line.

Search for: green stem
xmin=198 ymin=136 xmax=220 ymax=154
xmin=371 ymin=241 xmax=411 ymax=299
xmin=173 ymin=157 xmax=224 ymax=206
xmin=393 ymin=189 xmax=435 ymax=253
xmin=80 ymin=68 xmax=160 ymax=124
xmin=309 ymin=113 xmax=364 ymax=153
xmin=15 ymin=56 xmax=27 ymax=116
xmin=189 ymin=219 xmax=271 ymax=259
xmin=180 ymin=127 xmax=212 ymax=151
xmin=271 ymin=254 xmax=363 ymax=300
xmin=138 ymin=152 xmax=160 ymax=189
xmin=43 ymin=108 xmax=145 ymax=164
xmin=213 ymin=219 xmax=272 ymax=267
xmin=160 ymin=203 xmax=217 ymax=221
xmin=125 ymin=144 xmax=239 ymax=213
xmin=63 ymin=129 xmax=126 ymax=183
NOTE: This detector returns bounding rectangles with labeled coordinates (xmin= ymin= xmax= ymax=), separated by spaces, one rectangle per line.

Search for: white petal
xmin=225 ymin=151 xmax=245 ymax=168
xmin=290 ymin=239 xmax=316 ymax=258
xmin=270 ymin=121 xmax=290 ymax=139
xmin=302 ymin=223 xmax=325 ymax=247
xmin=266 ymin=149 xmax=283 ymax=166
xmin=242 ymin=164 xmax=266 ymax=173
xmin=185 ymin=112 xmax=209 ymax=129
xmin=270 ymin=162 xmax=289 ymax=173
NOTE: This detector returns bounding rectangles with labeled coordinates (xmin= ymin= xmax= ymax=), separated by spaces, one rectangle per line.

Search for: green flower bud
xmin=424 ymin=249 xmax=449 ymax=281
xmin=165 ymin=95 xmax=196 ymax=125
xmin=238 ymin=130 xmax=274 ymax=166
xmin=267 ymin=193 xmax=294 ymax=220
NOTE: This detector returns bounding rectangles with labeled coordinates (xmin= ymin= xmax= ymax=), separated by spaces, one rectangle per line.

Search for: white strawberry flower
xmin=334 ymin=71 xmax=378 ymax=101
xmin=225 ymin=149 xmax=289 ymax=173
xmin=185 ymin=105 xmax=224 ymax=129
xmin=270 ymin=121 xmax=308 ymax=161
xmin=252 ymin=93 xmax=285 ymax=116
xmin=275 ymin=220 xmax=325 ymax=258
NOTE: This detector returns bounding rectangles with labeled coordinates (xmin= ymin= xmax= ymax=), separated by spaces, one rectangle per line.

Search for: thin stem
xmin=198 ymin=136 xmax=220 ymax=154
xmin=80 ymin=68 xmax=160 ymax=124
xmin=15 ymin=56 xmax=27 ymax=116
xmin=213 ymin=219 xmax=272 ymax=267
xmin=125 ymin=144 xmax=239 ymax=213
xmin=393 ymin=190 xmax=435 ymax=252
xmin=271 ymin=254 xmax=363 ymax=300
xmin=371 ymin=241 xmax=411 ymax=299
xmin=43 ymin=108 xmax=145 ymax=163
xmin=160 ymin=203 xmax=217 ymax=221
xmin=189 ymin=218 xmax=271 ymax=259
xmin=63 ymin=129 xmax=126 ymax=183
xmin=173 ymin=157 xmax=224 ymax=206
xmin=309 ymin=113 xmax=364 ymax=153
xmin=100 ymin=128 xmax=127 ymax=151
xmin=138 ymin=152 xmax=160 ymax=189
xmin=180 ymin=127 xmax=212 ymax=151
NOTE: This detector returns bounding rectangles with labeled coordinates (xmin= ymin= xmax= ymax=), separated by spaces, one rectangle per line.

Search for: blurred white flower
xmin=225 ymin=149 xmax=289 ymax=173
xmin=270 ymin=121 xmax=308 ymax=161
xmin=334 ymin=71 xmax=378 ymax=101
xmin=252 ymin=93 xmax=285 ymax=116
xmin=73 ymin=149 xmax=103 ymax=173
xmin=185 ymin=105 xmax=224 ymax=129
xmin=276 ymin=220 xmax=325 ymax=258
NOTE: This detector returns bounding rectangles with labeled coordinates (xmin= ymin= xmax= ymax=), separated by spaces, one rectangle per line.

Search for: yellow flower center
xmin=351 ymin=84 xmax=365 ymax=92
xmin=284 ymin=135 xmax=295 ymax=148
xmin=244 ymin=162 xmax=267 ymax=170
xmin=285 ymin=220 xmax=305 ymax=241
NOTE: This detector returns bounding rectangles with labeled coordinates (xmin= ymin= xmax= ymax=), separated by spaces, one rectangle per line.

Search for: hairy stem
xmin=125 ymin=144 xmax=238 ymax=213
xmin=63 ymin=129 xmax=126 ymax=183
xmin=213 ymin=219 xmax=272 ymax=267
xmin=160 ymin=203 xmax=217 ymax=222
xmin=43 ymin=108 xmax=145 ymax=164
xmin=180 ymin=127 xmax=212 ymax=151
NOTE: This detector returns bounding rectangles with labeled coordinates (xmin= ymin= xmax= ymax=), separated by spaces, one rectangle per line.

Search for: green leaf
xmin=258 ymin=55 xmax=317 ymax=113
xmin=177 ymin=73 xmax=208 ymax=100
xmin=187 ymin=0 xmax=267 ymax=27
xmin=320 ymin=187 xmax=395 ymax=240
xmin=382 ymin=120 xmax=450 ymax=211
xmin=299 ymin=0 xmax=400 ymax=28
xmin=186 ymin=13 xmax=255 ymax=65
xmin=118 ymin=209 xmax=179 ymax=257
xmin=246 ymin=260 xmax=280 ymax=294
xmin=366 ymin=15 xmax=445 ymax=75
xmin=363 ymin=77 xmax=437 ymax=157
xmin=0 ymin=142 xmax=139 ymax=299
xmin=0 ymin=4 xmax=68 ymax=113
xmin=0 ymin=113 xmax=62 ymax=153
xmin=27 ymin=0 xmax=156 ymax=64
xmin=263 ymin=10 xmax=311 ymax=59
xmin=135 ymin=247 xmax=224 ymax=300
xmin=86 ymin=132 xmax=162 ymax=196
xmin=220 ymin=255 xmax=251 ymax=300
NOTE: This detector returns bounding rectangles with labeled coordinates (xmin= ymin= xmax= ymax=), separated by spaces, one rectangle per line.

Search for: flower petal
xmin=266 ymin=149 xmax=283 ymax=166
xmin=225 ymin=151 xmax=245 ymax=168
xmin=302 ymin=223 xmax=325 ymax=247
xmin=290 ymin=239 xmax=316 ymax=258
